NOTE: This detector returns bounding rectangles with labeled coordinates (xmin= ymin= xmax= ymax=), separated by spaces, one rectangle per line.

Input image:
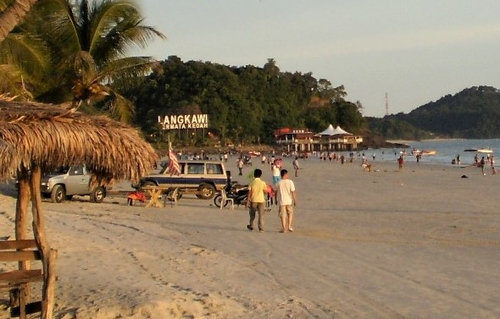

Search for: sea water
xmin=364 ymin=139 xmax=500 ymax=166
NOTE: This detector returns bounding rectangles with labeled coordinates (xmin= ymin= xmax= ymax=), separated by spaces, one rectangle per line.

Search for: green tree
xmin=126 ymin=57 xmax=368 ymax=146
xmin=2 ymin=0 xmax=165 ymax=122
xmin=335 ymin=101 xmax=365 ymax=133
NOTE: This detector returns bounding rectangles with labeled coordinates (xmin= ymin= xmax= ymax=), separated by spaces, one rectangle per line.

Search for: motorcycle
xmin=213 ymin=183 xmax=249 ymax=208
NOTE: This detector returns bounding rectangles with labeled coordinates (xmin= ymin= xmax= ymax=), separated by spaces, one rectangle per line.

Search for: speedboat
xmin=478 ymin=148 xmax=493 ymax=154
xmin=464 ymin=148 xmax=493 ymax=154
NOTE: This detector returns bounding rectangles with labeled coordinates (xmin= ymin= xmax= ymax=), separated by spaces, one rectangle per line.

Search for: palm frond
xmin=120 ymin=23 xmax=166 ymax=51
xmin=0 ymin=32 xmax=50 ymax=80
xmin=96 ymin=56 xmax=157 ymax=82
xmin=36 ymin=0 xmax=82 ymax=55
xmin=88 ymin=0 xmax=165 ymax=63
xmin=0 ymin=64 xmax=34 ymax=100
xmin=106 ymin=91 xmax=134 ymax=123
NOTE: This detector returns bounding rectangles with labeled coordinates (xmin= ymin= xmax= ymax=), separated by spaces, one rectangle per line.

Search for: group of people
xmin=475 ymin=154 xmax=496 ymax=175
xmin=246 ymin=159 xmax=298 ymax=233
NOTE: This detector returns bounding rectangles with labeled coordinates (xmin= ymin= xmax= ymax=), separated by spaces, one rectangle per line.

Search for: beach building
xmin=275 ymin=124 xmax=363 ymax=153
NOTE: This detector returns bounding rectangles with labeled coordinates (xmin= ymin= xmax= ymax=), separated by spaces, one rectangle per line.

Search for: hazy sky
xmin=137 ymin=0 xmax=500 ymax=117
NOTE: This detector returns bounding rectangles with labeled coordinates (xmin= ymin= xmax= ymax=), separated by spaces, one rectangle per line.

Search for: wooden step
xmin=0 ymin=269 xmax=43 ymax=287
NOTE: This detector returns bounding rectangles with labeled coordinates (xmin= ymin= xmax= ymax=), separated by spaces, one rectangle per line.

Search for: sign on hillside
xmin=158 ymin=114 xmax=209 ymax=130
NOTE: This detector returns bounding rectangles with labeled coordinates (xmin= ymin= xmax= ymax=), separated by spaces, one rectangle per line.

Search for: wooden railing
xmin=0 ymin=240 xmax=43 ymax=318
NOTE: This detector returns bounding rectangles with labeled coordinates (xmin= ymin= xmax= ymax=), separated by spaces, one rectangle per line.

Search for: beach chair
xmin=220 ymin=188 xmax=234 ymax=210
xmin=0 ymin=240 xmax=44 ymax=318
xmin=163 ymin=187 xmax=180 ymax=207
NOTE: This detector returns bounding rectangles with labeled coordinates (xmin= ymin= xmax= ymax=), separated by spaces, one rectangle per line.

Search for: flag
xmin=167 ymin=149 xmax=180 ymax=175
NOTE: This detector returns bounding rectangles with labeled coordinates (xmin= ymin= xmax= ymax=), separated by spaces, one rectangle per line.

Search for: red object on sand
xmin=127 ymin=191 xmax=146 ymax=202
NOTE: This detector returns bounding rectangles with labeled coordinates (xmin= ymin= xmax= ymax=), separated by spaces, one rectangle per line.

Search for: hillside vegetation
xmin=368 ymin=86 xmax=500 ymax=140
xmin=120 ymin=56 xmax=365 ymax=147
xmin=120 ymin=56 xmax=499 ymax=145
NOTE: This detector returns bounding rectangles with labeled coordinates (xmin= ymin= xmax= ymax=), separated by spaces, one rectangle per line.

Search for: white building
xmin=275 ymin=124 xmax=363 ymax=153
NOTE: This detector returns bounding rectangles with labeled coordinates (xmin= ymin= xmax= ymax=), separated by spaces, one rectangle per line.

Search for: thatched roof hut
xmin=0 ymin=99 xmax=157 ymax=185
xmin=0 ymin=99 xmax=157 ymax=318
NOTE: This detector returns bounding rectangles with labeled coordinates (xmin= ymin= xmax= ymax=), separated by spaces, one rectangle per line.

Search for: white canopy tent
xmin=318 ymin=124 xmax=351 ymax=136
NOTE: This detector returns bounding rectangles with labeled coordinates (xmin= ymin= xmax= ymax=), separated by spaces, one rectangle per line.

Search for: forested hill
xmin=400 ymin=86 xmax=500 ymax=138
xmin=121 ymin=56 xmax=365 ymax=146
xmin=368 ymin=86 xmax=500 ymax=140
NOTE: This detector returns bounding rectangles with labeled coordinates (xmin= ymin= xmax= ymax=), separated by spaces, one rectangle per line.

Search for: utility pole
xmin=385 ymin=92 xmax=389 ymax=116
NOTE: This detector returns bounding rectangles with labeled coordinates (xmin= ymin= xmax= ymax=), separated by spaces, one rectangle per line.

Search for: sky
xmin=135 ymin=0 xmax=500 ymax=117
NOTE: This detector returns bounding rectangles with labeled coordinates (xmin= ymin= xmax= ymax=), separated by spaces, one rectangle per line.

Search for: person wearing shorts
xmin=276 ymin=169 xmax=297 ymax=233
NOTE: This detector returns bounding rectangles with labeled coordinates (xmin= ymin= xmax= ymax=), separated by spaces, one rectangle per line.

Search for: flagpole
xmin=166 ymin=134 xmax=180 ymax=176
xmin=167 ymin=134 xmax=172 ymax=157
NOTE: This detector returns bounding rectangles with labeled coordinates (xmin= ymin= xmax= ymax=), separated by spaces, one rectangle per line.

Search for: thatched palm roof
xmin=0 ymin=98 xmax=158 ymax=318
xmin=0 ymin=99 xmax=157 ymax=184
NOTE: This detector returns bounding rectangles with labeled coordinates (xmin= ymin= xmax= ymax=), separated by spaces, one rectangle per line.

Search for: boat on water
xmin=411 ymin=149 xmax=437 ymax=156
xmin=478 ymin=148 xmax=494 ymax=154
xmin=464 ymin=148 xmax=494 ymax=154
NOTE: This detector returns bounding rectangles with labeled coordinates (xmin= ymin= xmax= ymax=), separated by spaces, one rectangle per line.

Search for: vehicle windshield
xmin=46 ymin=166 xmax=70 ymax=175
xmin=159 ymin=162 xmax=185 ymax=174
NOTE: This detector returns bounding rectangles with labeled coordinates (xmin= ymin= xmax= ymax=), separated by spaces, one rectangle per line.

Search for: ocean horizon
xmin=366 ymin=138 xmax=499 ymax=166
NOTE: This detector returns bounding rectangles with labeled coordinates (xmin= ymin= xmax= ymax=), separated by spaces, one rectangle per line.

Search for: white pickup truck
xmin=40 ymin=166 xmax=107 ymax=203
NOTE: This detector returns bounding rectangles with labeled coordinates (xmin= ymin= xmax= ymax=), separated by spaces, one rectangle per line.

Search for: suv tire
xmin=51 ymin=184 xmax=66 ymax=203
xmin=197 ymin=183 xmax=216 ymax=199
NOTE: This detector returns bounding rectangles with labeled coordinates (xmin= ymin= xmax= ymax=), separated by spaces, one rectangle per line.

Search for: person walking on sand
xmin=271 ymin=160 xmax=281 ymax=186
xmin=237 ymin=157 xmax=244 ymax=176
xmin=246 ymin=169 xmax=268 ymax=232
xmin=491 ymin=155 xmax=496 ymax=175
xmin=292 ymin=156 xmax=300 ymax=177
xmin=480 ymin=156 xmax=486 ymax=175
xmin=276 ymin=169 xmax=297 ymax=233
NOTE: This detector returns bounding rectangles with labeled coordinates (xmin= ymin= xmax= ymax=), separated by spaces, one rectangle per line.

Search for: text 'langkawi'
xmin=158 ymin=114 xmax=209 ymax=130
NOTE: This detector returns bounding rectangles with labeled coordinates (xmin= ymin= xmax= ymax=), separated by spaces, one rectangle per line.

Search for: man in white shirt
xmin=276 ymin=169 xmax=297 ymax=233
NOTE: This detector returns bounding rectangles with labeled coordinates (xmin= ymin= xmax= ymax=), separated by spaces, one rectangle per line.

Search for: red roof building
xmin=275 ymin=125 xmax=363 ymax=153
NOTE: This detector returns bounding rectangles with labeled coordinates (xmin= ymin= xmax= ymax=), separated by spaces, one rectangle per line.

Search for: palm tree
xmin=45 ymin=0 xmax=165 ymax=121
xmin=0 ymin=0 xmax=40 ymax=42
xmin=2 ymin=0 xmax=165 ymax=122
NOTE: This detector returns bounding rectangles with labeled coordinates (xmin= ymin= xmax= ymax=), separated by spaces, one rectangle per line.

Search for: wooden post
xmin=29 ymin=166 xmax=56 ymax=319
xmin=16 ymin=167 xmax=30 ymax=246
xmin=15 ymin=167 xmax=31 ymax=319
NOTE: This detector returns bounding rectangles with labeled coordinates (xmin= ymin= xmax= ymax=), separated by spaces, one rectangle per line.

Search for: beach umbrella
xmin=0 ymin=98 xmax=157 ymax=318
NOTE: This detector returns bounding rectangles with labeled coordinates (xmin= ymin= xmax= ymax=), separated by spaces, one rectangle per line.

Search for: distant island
xmin=367 ymin=86 xmax=500 ymax=140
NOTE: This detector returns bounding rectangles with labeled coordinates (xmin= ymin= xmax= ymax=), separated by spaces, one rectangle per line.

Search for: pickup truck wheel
xmin=51 ymin=185 xmax=65 ymax=203
xmin=90 ymin=186 xmax=105 ymax=203
xmin=197 ymin=184 xmax=215 ymax=199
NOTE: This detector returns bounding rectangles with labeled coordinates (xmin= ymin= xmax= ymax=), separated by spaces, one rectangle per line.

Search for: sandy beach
xmin=1 ymin=156 xmax=499 ymax=318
